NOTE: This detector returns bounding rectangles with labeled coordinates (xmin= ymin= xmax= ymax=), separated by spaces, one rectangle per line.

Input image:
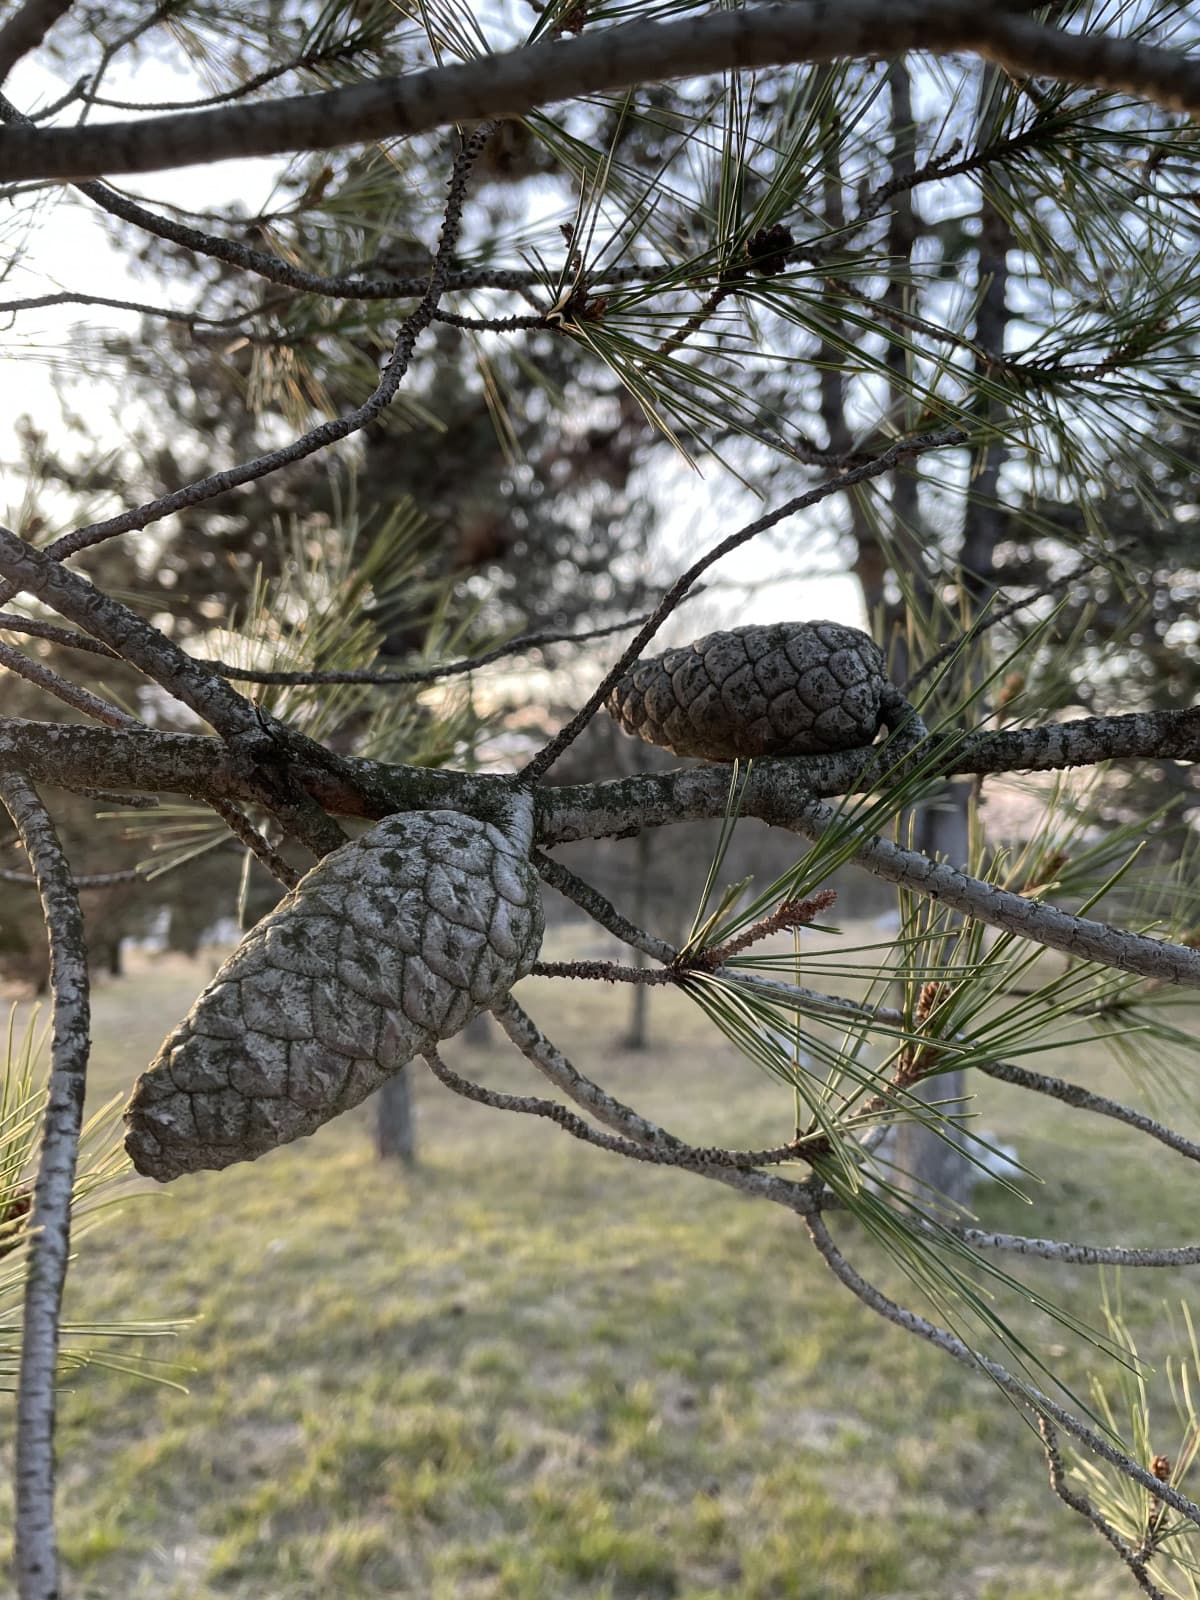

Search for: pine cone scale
xmin=606 ymin=620 xmax=917 ymax=761
xmin=125 ymin=805 xmax=543 ymax=1182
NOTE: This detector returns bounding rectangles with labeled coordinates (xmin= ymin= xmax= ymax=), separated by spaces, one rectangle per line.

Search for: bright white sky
xmin=1 ymin=51 xmax=864 ymax=639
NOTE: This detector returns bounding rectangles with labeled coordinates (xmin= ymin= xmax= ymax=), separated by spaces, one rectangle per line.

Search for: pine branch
xmin=804 ymin=1212 xmax=1200 ymax=1529
xmin=3 ymin=4 xmax=1199 ymax=183
xmin=1 ymin=705 xmax=1198 ymax=828
xmin=785 ymin=794 xmax=1200 ymax=987
xmin=0 ymin=0 xmax=74 ymax=85
xmin=0 ymin=770 xmax=89 ymax=1600
xmin=976 ymin=1058 xmax=1200 ymax=1168
xmin=0 ymin=524 xmax=260 ymax=739
xmin=537 ymin=707 xmax=1200 ymax=843
xmin=1038 ymin=1418 xmax=1170 ymax=1600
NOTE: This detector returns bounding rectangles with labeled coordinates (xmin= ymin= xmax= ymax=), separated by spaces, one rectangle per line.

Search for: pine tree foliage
xmin=2 ymin=2 xmax=1200 ymax=1595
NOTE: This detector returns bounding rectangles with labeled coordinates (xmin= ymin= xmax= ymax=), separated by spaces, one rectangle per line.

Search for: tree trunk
xmin=888 ymin=779 xmax=976 ymax=1210
xmin=375 ymin=1070 xmax=416 ymax=1165
xmin=620 ymin=825 xmax=651 ymax=1049
xmin=462 ymin=1010 xmax=492 ymax=1047
xmin=622 ymin=944 xmax=649 ymax=1050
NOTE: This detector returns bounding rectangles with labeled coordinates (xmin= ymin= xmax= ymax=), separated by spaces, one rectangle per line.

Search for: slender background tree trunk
xmin=375 ymin=1070 xmax=416 ymax=1166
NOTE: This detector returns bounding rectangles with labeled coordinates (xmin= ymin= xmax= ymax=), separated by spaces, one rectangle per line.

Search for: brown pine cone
xmin=125 ymin=801 xmax=543 ymax=1182
xmin=606 ymin=621 xmax=920 ymax=761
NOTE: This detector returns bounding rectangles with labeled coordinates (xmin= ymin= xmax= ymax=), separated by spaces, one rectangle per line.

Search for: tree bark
xmin=888 ymin=779 xmax=976 ymax=1210
xmin=621 ymin=827 xmax=653 ymax=1050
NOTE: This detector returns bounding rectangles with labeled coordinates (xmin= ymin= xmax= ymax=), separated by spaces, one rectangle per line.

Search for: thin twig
xmin=902 ymin=544 xmax=1123 ymax=695
xmin=0 ymin=636 xmax=140 ymax=729
xmin=532 ymin=958 xmax=676 ymax=984
xmin=804 ymin=1212 xmax=1200 ymax=1527
xmin=423 ymin=1044 xmax=812 ymax=1173
xmin=532 ymin=849 xmax=677 ymax=963
xmin=1039 ymin=1417 xmax=1169 ymax=1600
xmin=0 ymin=612 xmax=119 ymax=659
xmin=0 ymin=123 xmax=497 ymax=583
xmin=80 ymin=38 xmax=366 ymax=113
xmin=1 ymin=865 xmax=141 ymax=888
xmin=201 ymin=610 xmax=656 ymax=687
xmin=208 ymin=797 xmax=300 ymax=889
xmin=530 ymin=852 xmax=877 ymax=1030
xmin=0 ymin=289 xmax=279 ymax=333
xmin=976 ymin=1057 xmax=1200 ymax=1166
xmin=492 ymin=996 xmax=825 ymax=1211
xmin=0 ymin=771 xmax=89 ymax=1600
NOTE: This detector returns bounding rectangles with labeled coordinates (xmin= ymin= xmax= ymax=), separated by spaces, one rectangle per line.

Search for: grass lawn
xmin=2 ymin=926 xmax=1198 ymax=1599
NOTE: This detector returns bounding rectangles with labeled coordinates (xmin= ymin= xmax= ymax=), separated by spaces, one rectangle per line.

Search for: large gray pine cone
xmin=125 ymin=802 xmax=543 ymax=1182
xmin=606 ymin=621 xmax=918 ymax=761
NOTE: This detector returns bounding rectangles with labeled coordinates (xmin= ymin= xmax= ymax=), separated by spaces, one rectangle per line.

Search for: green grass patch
xmin=2 ymin=932 xmax=1194 ymax=1598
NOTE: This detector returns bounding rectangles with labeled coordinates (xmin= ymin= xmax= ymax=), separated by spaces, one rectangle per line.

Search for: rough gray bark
xmin=2 ymin=706 xmax=1198 ymax=837
xmin=2 ymin=4 xmax=1198 ymax=182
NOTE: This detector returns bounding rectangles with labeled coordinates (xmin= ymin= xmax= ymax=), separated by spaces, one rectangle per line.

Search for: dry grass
xmin=0 ymin=925 xmax=1197 ymax=1599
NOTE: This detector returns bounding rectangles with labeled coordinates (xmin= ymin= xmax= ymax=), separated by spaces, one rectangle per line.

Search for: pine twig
xmin=945 ymin=1229 xmax=1200 ymax=1269
xmin=424 ymin=1044 xmax=812 ymax=1173
xmin=0 ymin=117 xmax=500 ymax=590
xmin=976 ymin=1058 xmax=1200 ymax=1167
xmin=201 ymin=610 xmax=656 ymax=688
xmin=804 ymin=1212 xmax=1200 ymax=1530
xmin=1038 ymin=1417 xmax=1169 ymax=1600
xmin=532 ymin=849 xmax=676 ymax=963
xmin=0 ymin=770 xmax=90 ymax=1600
xmin=785 ymin=794 xmax=1200 ymax=987
xmin=492 ymin=996 xmax=824 ymax=1211
xmin=0 ymin=612 xmax=119 ymax=659
xmin=0 ymin=636 xmax=140 ymax=730
xmin=208 ymin=798 xmax=301 ymax=889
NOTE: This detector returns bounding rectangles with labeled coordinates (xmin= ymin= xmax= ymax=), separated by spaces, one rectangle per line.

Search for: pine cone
xmin=125 ymin=802 xmax=543 ymax=1182
xmin=606 ymin=621 xmax=918 ymax=761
